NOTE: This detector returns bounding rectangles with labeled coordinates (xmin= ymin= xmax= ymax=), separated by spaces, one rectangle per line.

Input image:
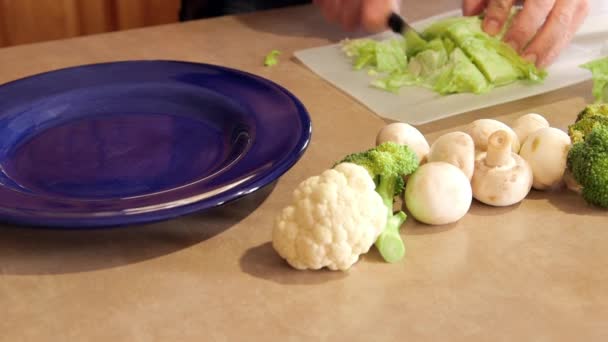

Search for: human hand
xmin=313 ymin=0 xmax=400 ymax=32
xmin=463 ymin=0 xmax=590 ymax=68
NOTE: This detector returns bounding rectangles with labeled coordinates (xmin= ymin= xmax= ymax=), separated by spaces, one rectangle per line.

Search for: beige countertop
xmin=1 ymin=2 xmax=606 ymax=341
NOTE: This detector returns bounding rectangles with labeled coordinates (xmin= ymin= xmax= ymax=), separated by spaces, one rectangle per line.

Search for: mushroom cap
xmin=472 ymin=153 xmax=533 ymax=206
xmin=405 ymin=162 xmax=472 ymax=225
xmin=464 ymin=119 xmax=520 ymax=153
xmin=519 ymin=127 xmax=571 ymax=190
xmin=376 ymin=122 xmax=430 ymax=164
xmin=428 ymin=131 xmax=475 ymax=180
xmin=511 ymin=113 xmax=550 ymax=148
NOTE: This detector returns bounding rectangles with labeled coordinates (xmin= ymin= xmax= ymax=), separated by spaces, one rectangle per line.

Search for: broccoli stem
xmin=376 ymin=211 xmax=407 ymax=263
xmin=374 ymin=175 xmax=407 ymax=263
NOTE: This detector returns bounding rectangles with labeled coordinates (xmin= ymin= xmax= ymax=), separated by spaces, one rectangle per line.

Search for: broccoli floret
xmin=568 ymin=116 xmax=608 ymax=144
xmin=568 ymin=104 xmax=608 ymax=144
xmin=567 ymin=124 xmax=608 ymax=208
xmin=338 ymin=142 xmax=419 ymax=263
xmin=575 ymin=103 xmax=608 ymax=121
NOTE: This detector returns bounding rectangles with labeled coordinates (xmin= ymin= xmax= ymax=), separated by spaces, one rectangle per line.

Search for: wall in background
xmin=0 ymin=0 xmax=181 ymax=47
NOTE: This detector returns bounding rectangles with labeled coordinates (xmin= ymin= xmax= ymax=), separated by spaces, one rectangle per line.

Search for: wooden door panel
xmin=76 ymin=0 xmax=116 ymax=35
xmin=0 ymin=0 xmax=181 ymax=48
xmin=0 ymin=0 xmax=80 ymax=46
xmin=114 ymin=0 xmax=181 ymax=30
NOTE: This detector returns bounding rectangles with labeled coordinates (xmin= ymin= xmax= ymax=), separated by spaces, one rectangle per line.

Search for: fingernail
xmin=506 ymin=40 xmax=519 ymax=52
xmin=523 ymin=53 xmax=537 ymax=65
xmin=485 ymin=19 xmax=501 ymax=35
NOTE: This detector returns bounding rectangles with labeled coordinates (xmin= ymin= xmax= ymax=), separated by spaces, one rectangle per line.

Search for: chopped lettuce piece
xmin=375 ymin=39 xmax=408 ymax=73
xmin=404 ymin=30 xmax=428 ymax=56
xmin=422 ymin=16 xmax=482 ymax=41
xmin=340 ymin=13 xmax=546 ymax=96
xmin=342 ymin=38 xmax=407 ymax=73
xmin=372 ymin=73 xmax=420 ymax=93
xmin=407 ymin=39 xmax=448 ymax=78
xmin=264 ymin=50 xmax=281 ymax=67
xmin=343 ymin=38 xmax=379 ymax=70
xmin=581 ymin=56 xmax=608 ymax=103
xmin=433 ymin=47 xmax=491 ymax=95
xmin=443 ymin=37 xmax=456 ymax=55
xmin=443 ymin=20 xmax=522 ymax=85
xmin=484 ymin=38 xmax=546 ymax=82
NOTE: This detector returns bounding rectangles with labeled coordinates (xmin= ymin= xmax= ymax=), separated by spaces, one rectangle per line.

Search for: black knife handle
xmin=387 ymin=12 xmax=404 ymax=34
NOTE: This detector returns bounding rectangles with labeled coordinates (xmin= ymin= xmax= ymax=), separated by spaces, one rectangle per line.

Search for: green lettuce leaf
xmin=404 ymin=30 xmax=428 ymax=56
xmin=264 ymin=50 xmax=281 ymax=67
xmin=433 ymin=47 xmax=491 ymax=95
xmin=375 ymin=39 xmax=408 ymax=73
xmin=372 ymin=73 xmax=420 ymax=93
xmin=341 ymin=13 xmax=547 ymax=96
xmin=342 ymin=38 xmax=407 ymax=73
xmin=581 ymin=56 xmax=608 ymax=103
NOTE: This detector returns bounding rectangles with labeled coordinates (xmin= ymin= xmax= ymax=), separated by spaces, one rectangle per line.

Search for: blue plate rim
xmin=0 ymin=60 xmax=313 ymax=228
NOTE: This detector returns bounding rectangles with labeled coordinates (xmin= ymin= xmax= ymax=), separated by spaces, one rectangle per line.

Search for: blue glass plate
xmin=0 ymin=60 xmax=312 ymax=228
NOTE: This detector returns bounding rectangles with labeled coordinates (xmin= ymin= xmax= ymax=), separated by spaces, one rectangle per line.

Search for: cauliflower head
xmin=272 ymin=162 xmax=387 ymax=271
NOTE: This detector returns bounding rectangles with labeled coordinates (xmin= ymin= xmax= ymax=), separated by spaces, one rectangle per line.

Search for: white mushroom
xmin=376 ymin=122 xmax=430 ymax=164
xmin=404 ymin=162 xmax=472 ymax=225
xmin=427 ymin=131 xmax=475 ymax=180
xmin=511 ymin=113 xmax=550 ymax=148
xmin=519 ymin=127 xmax=571 ymax=190
xmin=464 ymin=119 xmax=520 ymax=153
xmin=471 ymin=130 xmax=533 ymax=206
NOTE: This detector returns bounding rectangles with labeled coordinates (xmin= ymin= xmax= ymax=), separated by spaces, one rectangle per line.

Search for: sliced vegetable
xmin=433 ymin=47 xmax=490 ymax=95
xmin=342 ymin=38 xmax=407 ymax=73
xmin=581 ymin=56 xmax=608 ymax=103
xmin=341 ymin=14 xmax=546 ymax=95
xmin=264 ymin=50 xmax=281 ymax=67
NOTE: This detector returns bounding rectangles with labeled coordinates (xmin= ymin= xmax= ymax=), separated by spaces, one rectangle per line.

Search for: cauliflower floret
xmin=272 ymin=163 xmax=387 ymax=271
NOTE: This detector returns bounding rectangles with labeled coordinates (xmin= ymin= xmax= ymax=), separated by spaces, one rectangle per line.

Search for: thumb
xmin=361 ymin=0 xmax=400 ymax=32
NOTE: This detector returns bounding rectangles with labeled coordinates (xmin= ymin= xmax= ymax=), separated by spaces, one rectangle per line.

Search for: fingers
xmin=361 ymin=0 xmax=397 ymax=32
xmin=503 ymin=0 xmax=556 ymax=52
xmin=315 ymin=0 xmax=341 ymax=23
xmin=462 ymin=0 xmax=489 ymax=16
xmin=522 ymin=0 xmax=589 ymax=68
xmin=340 ymin=0 xmax=362 ymax=31
xmin=482 ymin=0 xmax=517 ymax=35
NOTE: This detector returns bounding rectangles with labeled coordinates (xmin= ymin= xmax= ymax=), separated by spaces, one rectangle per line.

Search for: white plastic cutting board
xmin=295 ymin=9 xmax=608 ymax=125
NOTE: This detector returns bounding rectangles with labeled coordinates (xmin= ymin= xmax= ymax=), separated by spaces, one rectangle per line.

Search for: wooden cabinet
xmin=0 ymin=0 xmax=181 ymax=47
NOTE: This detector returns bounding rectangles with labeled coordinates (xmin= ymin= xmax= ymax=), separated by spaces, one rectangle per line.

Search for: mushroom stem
xmin=485 ymin=130 xmax=512 ymax=167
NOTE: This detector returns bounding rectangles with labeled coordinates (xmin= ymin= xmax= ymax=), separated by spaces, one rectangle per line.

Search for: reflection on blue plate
xmin=0 ymin=60 xmax=312 ymax=228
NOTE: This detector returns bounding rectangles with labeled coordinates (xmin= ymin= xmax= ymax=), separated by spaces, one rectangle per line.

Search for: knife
xmin=387 ymin=12 xmax=421 ymax=37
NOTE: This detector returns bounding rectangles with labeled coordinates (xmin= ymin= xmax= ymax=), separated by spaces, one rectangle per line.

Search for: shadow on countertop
xmin=240 ymin=242 xmax=347 ymax=285
xmin=525 ymin=188 xmax=608 ymax=217
xmin=0 ymin=182 xmax=276 ymax=276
